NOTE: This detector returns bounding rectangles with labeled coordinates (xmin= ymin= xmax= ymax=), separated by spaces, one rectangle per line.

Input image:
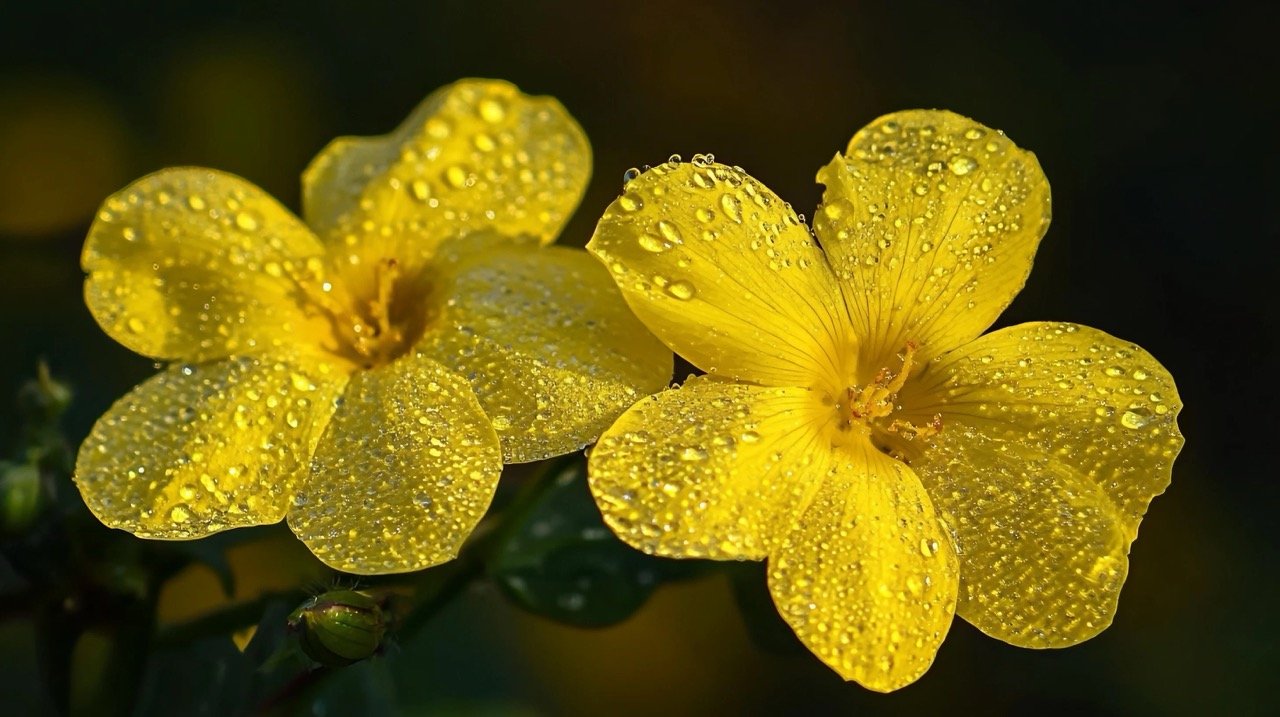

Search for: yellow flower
xmin=75 ymin=79 xmax=672 ymax=575
xmin=586 ymin=111 xmax=1183 ymax=690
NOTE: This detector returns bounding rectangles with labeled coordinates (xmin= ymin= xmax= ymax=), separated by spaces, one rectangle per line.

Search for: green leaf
xmin=488 ymin=455 xmax=709 ymax=628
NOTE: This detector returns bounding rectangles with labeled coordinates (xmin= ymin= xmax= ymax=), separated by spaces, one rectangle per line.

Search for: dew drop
xmin=1120 ymin=408 xmax=1152 ymax=429
xmin=619 ymin=192 xmax=644 ymax=212
xmin=679 ymin=446 xmax=709 ymax=461
xmin=720 ymin=193 xmax=743 ymax=224
xmin=622 ymin=167 xmax=641 ymax=185
xmin=234 ymin=211 xmax=261 ymax=231
xmin=638 ymin=235 xmax=671 ymax=253
xmin=920 ymin=538 xmax=939 ymax=557
xmin=410 ymin=179 xmax=432 ymax=202
xmin=948 ymin=156 xmax=978 ymax=176
xmin=657 ymin=220 xmax=684 ymax=244
xmin=445 ymin=165 xmax=469 ymax=189
xmin=424 ymin=117 xmax=451 ymax=138
xmin=478 ymin=97 xmax=507 ymax=123
xmin=666 ymin=280 xmax=696 ymax=300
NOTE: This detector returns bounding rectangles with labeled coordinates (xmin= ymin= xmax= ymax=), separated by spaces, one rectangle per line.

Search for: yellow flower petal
xmin=589 ymin=160 xmax=852 ymax=388
xmin=813 ymin=110 xmax=1051 ymax=372
xmin=287 ymin=354 xmax=502 ymax=574
xmin=767 ymin=439 xmax=959 ymax=692
xmin=421 ymin=235 xmax=672 ymax=463
xmin=588 ymin=375 xmax=826 ymax=560
xmin=75 ymin=357 xmax=346 ymax=538
xmin=303 ymin=79 xmax=590 ymax=257
xmin=83 ymin=168 xmax=329 ymax=362
xmin=900 ymin=322 xmax=1183 ymax=647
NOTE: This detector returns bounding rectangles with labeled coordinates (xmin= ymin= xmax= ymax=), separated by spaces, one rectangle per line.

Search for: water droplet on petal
xmin=619 ymin=192 xmax=644 ymax=212
xmin=478 ymin=97 xmax=506 ymax=123
xmin=638 ymin=235 xmax=671 ymax=253
xmin=234 ymin=211 xmax=261 ymax=231
xmin=1121 ymin=408 xmax=1152 ymax=429
xmin=948 ymin=156 xmax=978 ymax=176
xmin=666 ymin=280 xmax=696 ymax=300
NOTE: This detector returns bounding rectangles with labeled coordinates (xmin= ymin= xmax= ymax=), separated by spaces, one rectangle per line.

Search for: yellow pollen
xmin=296 ymin=256 xmax=431 ymax=370
xmin=835 ymin=342 xmax=942 ymax=454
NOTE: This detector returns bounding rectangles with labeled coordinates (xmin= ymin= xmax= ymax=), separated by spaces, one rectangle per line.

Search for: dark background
xmin=1 ymin=0 xmax=1275 ymax=714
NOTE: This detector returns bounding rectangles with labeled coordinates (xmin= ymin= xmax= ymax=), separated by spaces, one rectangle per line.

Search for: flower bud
xmin=286 ymin=589 xmax=387 ymax=666
xmin=0 ymin=461 xmax=46 ymax=534
xmin=16 ymin=363 xmax=72 ymax=424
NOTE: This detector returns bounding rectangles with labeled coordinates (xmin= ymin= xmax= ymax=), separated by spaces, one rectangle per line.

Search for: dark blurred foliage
xmin=1 ymin=0 xmax=1276 ymax=714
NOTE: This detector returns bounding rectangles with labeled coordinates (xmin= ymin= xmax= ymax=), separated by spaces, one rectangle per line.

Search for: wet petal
xmin=813 ymin=110 xmax=1051 ymax=371
xmin=768 ymin=439 xmax=959 ymax=692
xmin=303 ymin=79 xmax=590 ymax=259
xmin=83 ymin=168 xmax=328 ymax=361
xmin=75 ymin=357 xmax=346 ymax=538
xmin=588 ymin=375 xmax=826 ymax=560
xmin=589 ymin=160 xmax=851 ymax=388
xmin=421 ymin=236 xmax=672 ymax=462
xmin=288 ymin=354 xmax=502 ymax=575
xmin=901 ymin=322 xmax=1183 ymax=647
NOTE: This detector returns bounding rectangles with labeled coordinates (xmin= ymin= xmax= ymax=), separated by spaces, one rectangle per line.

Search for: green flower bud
xmin=287 ymin=589 xmax=387 ymax=666
xmin=0 ymin=461 xmax=46 ymax=534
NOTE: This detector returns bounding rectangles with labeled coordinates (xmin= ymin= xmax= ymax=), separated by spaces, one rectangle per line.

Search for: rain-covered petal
xmin=768 ymin=438 xmax=959 ymax=692
xmin=589 ymin=160 xmax=852 ymax=389
xmin=588 ymin=375 xmax=826 ymax=560
xmin=75 ymin=357 xmax=347 ymax=539
xmin=900 ymin=322 xmax=1183 ymax=647
xmin=83 ymin=168 xmax=330 ymax=362
xmin=288 ymin=354 xmax=502 ymax=575
xmin=813 ymin=110 xmax=1051 ymax=373
xmin=420 ymin=236 xmax=672 ymax=462
xmin=303 ymin=79 xmax=590 ymax=262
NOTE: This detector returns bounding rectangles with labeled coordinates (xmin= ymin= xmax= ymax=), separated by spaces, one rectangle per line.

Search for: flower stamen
xmin=832 ymin=341 xmax=942 ymax=456
xmin=296 ymin=257 xmax=430 ymax=370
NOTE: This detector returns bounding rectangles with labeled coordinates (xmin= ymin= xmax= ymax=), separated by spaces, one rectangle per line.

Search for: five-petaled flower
xmin=586 ymin=111 xmax=1183 ymax=690
xmin=75 ymin=79 xmax=671 ymax=574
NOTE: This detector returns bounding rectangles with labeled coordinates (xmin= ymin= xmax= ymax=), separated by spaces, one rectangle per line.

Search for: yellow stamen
xmin=835 ymin=342 xmax=942 ymax=451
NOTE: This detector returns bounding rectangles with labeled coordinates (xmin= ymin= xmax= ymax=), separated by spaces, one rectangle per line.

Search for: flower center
xmin=830 ymin=341 xmax=942 ymax=461
xmin=302 ymin=257 xmax=435 ymax=370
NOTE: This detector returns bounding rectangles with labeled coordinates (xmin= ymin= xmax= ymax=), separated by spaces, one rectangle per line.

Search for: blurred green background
xmin=1 ymin=0 xmax=1274 ymax=714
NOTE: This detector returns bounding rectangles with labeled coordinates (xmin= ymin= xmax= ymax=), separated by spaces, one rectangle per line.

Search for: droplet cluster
xmin=289 ymin=357 xmax=502 ymax=574
xmin=75 ymin=358 xmax=345 ymax=538
xmin=902 ymin=321 xmax=1183 ymax=647
xmin=419 ymin=236 xmax=671 ymax=462
xmin=812 ymin=109 xmax=1052 ymax=370
xmin=83 ymin=169 xmax=330 ymax=362
xmin=302 ymin=79 xmax=591 ymax=260
xmin=590 ymin=156 xmax=850 ymax=388
xmin=589 ymin=376 xmax=824 ymax=559
xmin=767 ymin=443 xmax=958 ymax=691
